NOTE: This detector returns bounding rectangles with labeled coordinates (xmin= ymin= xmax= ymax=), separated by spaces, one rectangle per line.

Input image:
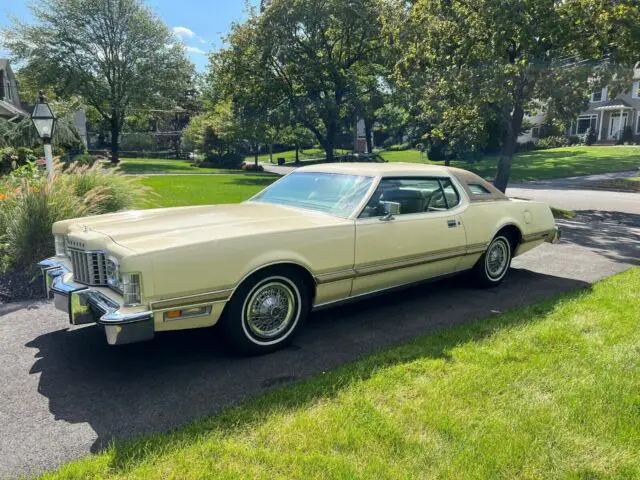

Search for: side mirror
xmin=379 ymin=201 xmax=400 ymax=221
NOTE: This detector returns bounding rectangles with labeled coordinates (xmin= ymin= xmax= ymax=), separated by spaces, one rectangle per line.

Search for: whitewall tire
xmin=471 ymin=235 xmax=513 ymax=287
xmin=219 ymin=268 xmax=310 ymax=355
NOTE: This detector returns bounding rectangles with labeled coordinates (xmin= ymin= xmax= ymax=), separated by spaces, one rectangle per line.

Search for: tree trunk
xmin=295 ymin=143 xmax=299 ymax=163
xmin=324 ymin=144 xmax=334 ymax=163
xmin=324 ymin=121 xmax=337 ymax=162
xmin=254 ymin=148 xmax=258 ymax=167
xmin=364 ymin=117 xmax=373 ymax=154
xmin=110 ymin=114 xmax=120 ymax=164
xmin=269 ymin=143 xmax=273 ymax=163
xmin=494 ymin=102 xmax=525 ymax=193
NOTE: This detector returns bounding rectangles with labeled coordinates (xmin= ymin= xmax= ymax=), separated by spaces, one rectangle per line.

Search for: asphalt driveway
xmin=1 ymin=209 xmax=639 ymax=478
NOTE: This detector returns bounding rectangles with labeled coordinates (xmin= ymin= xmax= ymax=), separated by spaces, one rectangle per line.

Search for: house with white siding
xmin=569 ymin=72 xmax=640 ymax=142
xmin=518 ymin=66 xmax=640 ymax=144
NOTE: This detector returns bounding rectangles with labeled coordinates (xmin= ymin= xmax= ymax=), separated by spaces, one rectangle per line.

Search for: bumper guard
xmin=39 ymin=258 xmax=154 ymax=345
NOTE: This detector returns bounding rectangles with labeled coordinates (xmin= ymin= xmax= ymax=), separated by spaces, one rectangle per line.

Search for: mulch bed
xmin=0 ymin=269 xmax=45 ymax=304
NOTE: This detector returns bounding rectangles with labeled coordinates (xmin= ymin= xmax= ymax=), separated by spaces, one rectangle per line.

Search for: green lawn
xmin=379 ymin=146 xmax=640 ymax=182
xmin=119 ymin=146 xmax=639 ymax=182
xmin=118 ymin=158 xmax=238 ymax=175
xmin=138 ymin=175 xmax=276 ymax=208
xmin=42 ymin=268 xmax=640 ymax=479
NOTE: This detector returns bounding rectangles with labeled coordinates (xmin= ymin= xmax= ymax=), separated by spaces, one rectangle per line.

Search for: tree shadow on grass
xmin=24 ymin=269 xmax=589 ymax=473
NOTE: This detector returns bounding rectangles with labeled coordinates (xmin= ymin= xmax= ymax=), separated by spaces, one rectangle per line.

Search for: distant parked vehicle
xmin=39 ymin=163 xmax=559 ymax=354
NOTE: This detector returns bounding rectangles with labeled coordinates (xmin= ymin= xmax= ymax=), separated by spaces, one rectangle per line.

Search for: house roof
xmin=0 ymin=99 xmax=29 ymax=119
xmin=593 ymin=98 xmax=634 ymax=111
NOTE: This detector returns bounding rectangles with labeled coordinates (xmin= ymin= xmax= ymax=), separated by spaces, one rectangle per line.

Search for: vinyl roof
xmin=297 ymin=162 xmax=451 ymax=177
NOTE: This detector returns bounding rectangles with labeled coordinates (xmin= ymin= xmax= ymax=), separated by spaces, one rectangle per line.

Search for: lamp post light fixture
xmin=31 ymin=91 xmax=57 ymax=180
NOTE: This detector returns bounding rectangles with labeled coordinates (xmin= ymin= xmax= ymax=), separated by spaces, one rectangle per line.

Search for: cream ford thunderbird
xmin=39 ymin=163 xmax=559 ymax=354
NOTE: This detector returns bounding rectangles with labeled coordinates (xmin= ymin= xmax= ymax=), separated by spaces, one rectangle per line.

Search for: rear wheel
xmin=471 ymin=235 xmax=512 ymax=287
xmin=219 ymin=268 xmax=309 ymax=355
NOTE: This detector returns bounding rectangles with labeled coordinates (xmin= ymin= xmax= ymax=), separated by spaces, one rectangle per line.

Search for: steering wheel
xmin=425 ymin=191 xmax=446 ymax=212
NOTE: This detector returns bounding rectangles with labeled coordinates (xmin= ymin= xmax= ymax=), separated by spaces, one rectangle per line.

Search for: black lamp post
xmin=31 ymin=91 xmax=57 ymax=180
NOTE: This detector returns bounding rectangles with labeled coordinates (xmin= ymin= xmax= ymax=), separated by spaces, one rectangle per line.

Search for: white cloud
xmin=185 ymin=46 xmax=206 ymax=55
xmin=173 ymin=26 xmax=195 ymax=39
xmin=199 ymin=37 xmax=207 ymax=44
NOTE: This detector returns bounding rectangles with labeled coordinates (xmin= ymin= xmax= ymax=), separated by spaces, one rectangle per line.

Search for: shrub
xmin=0 ymin=147 xmax=39 ymax=174
xmin=62 ymin=162 xmax=154 ymax=213
xmin=241 ymin=163 xmax=265 ymax=172
xmin=535 ymin=136 xmax=568 ymax=150
xmin=566 ymin=136 xmax=581 ymax=146
xmin=538 ymin=119 xmax=564 ymax=139
xmin=385 ymin=143 xmax=412 ymax=151
xmin=0 ymin=180 xmax=88 ymax=270
xmin=0 ymin=161 xmax=154 ymax=271
xmin=204 ymin=151 xmax=244 ymax=169
xmin=585 ymin=128 xmax=597 ymax=146
xmin=621 ymin=125 xmax=634 ymax=144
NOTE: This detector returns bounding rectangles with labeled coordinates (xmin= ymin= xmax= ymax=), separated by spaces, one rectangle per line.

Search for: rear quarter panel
xmin=460 ymin=199 xmax=555 ymax=262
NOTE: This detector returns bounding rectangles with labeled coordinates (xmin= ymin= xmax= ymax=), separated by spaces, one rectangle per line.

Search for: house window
xmin=637 ymin=115 xmax=640 ymax=134
xmin=576 ymin=115 xmax=597 ymax=135
xmin=633 ymin=81 xmax=640 ymax=99
xmin=591 ymin=87 xmax=607 ymax=102
xmin=0 ymin=70 xmax=4 ymax=100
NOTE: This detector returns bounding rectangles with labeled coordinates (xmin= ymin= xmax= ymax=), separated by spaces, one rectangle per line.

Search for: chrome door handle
xmin=447 ymin=220 xmax=457 ymax=228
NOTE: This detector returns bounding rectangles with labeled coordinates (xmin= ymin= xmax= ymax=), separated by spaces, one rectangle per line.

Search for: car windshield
xmin=250 ymin=172 xmax=374 ymax=217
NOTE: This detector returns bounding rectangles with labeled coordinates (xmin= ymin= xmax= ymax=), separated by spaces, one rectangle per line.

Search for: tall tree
xmin=390 ymin=0 xmax=639 ymax=191
xmin=210 ymin=0 xmax=385 ymax=162
xmin=3 ymin=0 xmax=193 ymax=163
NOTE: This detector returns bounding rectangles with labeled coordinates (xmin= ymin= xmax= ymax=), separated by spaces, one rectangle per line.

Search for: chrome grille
xmin=69 ymin=248 xmax=108 ymax=285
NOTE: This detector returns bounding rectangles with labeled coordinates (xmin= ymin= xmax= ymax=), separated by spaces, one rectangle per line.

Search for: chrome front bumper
xmin=39 ymin=258 xmax=154 ymax=345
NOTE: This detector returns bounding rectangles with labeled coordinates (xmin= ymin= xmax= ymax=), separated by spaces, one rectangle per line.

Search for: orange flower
xmin=0 ymin=193 xmax=6 ymax=201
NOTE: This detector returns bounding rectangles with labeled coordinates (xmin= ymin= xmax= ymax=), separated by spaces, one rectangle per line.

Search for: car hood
xmin=57 ymin=202 xmax=351 ymax=254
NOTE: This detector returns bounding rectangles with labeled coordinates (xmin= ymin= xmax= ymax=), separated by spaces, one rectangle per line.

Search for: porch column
xmin=618 ymin=107 xmax=624 ymax=140
xmin=598 ymin=109 xmax=604 ymax=140
xmin=569 ymin=118 xmax=574 ymax=136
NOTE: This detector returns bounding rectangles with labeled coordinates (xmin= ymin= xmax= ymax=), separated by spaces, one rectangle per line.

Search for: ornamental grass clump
xmin=0 ymin=161 xmax=154 ymax=271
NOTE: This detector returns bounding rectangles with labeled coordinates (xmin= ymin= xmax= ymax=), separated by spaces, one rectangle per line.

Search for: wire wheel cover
xmin=486 ymin=239 xmax=509 ymax=278
xmin=245 ymin=281 xmax=296 ymax=339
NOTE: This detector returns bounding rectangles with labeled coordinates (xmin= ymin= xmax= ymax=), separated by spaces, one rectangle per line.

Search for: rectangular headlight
xmin=122 ymin=273 xmax=141 ymax=306
xmin=54 ymin=235 xmax=67 ymax=257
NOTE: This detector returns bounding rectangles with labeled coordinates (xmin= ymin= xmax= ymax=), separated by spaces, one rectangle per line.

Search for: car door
xmin=352 ymin=176 xmax=467 ymax=296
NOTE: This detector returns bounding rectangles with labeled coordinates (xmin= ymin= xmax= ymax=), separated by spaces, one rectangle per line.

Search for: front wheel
xmin=219 ymin=269 xmax=309 ymax=355
xmin=471 ymin=235 xmax=512 ymax=287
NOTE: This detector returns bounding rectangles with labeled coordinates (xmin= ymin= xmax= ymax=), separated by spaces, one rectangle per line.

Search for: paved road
xmin=1 ymin=209 xmax=639 ymax=478
xmin=507 ymin=170 xmax=640 ymax=214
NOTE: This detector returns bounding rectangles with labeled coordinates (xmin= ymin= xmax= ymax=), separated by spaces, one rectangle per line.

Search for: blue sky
xmin=0 ymin=0 xmax=259 ymax=71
